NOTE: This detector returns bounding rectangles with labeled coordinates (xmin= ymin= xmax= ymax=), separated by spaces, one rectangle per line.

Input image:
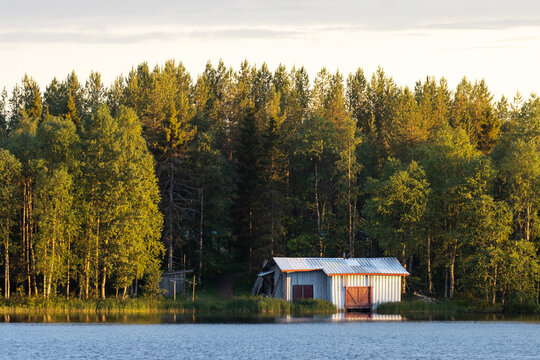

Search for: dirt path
xmin=217 ymin=272 xmax=244 ymax=298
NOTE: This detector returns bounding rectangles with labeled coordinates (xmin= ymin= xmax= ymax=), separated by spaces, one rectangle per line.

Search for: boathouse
xmin=252 ymin=257 xmax=409 ymax=310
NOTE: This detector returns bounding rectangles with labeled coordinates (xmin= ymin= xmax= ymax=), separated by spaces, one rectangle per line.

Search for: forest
xmin=0 ymin=60 xmax=538 ymax=305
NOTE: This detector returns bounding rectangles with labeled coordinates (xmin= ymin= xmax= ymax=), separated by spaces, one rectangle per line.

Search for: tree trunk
xmin=101 ymin=233 xmax=107 ymax=299
xmin=199 ymin=188 xmax=203 ymax=284
xmin=347 ymin=149 xmax=353 ymax=257
xmin=492 ymin=264 xmax=497 ymax=305
xmin=314 ymin=162 xmax=322 ymax=256
xmin=66 ymin=238 xmax=71 ymax=299
xmin=401 ymin=243 xmax=407 ymax=295
xmin=29 ymin=230 xmax=37 ymax=297
xmin=28 ymin=184 xmax=37 ymax=297
xmin=47 ymin=225 xmax=56 ymax=299
xmin=95 ymin=218 xmax=100 ymax=296
xmin=84 ymin=254 xmax=89 ymax=299
xmin=536 ymin=274 xmax=540 ymax=306
xmin=249 ymin=210 xmax=253 ymax=272
xmin=22 ymin=182 xmax=30 ymax=296
xmin=526 ymin=206 xmax=531 ymax=242
xmin=4 ymin=219 xmax=9 ymax=300
xmin=427 ymin=235 xmax=433 ymax=294
xmin=101 ymin=266 xmax=107 ymax=299
xmin=168 ymin=162 xmax=174 ymax=272
xmin=444 ymin=267 xmax=448 ymax=298
xmin=449 ymin=245 xmax=456 ymax=298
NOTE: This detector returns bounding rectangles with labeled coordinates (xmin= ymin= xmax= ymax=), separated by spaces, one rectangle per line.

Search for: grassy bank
xmin=0 ymin=295 xmax=336 ymax=316
xmin=377 ymin=299 xmax=540 ymax=316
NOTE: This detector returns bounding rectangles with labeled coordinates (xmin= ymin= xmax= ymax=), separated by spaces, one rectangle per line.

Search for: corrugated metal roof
xmin=273 ymin=257 xmax=409 ymax=276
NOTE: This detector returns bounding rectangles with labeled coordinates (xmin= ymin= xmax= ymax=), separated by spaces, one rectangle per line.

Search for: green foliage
xmin=0 ymin=62 xmax=538 ymax=309
xmin=363 ymin=160 xmax=429 ymax=262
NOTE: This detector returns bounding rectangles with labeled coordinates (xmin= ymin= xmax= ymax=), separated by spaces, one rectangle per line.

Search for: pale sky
xmin=1 ymin=0 xmax=540 ymax=99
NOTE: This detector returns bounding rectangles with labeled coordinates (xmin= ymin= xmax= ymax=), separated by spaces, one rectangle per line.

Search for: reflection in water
xmin=331 ymin=312 xmax=402 ymax=322
xmin=1 ymin=311 xmax=539 ymax=324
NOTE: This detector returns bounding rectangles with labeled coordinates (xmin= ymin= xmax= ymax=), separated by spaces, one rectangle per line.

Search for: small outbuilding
xmin=159 ymin=269 xmax=193 ymax=296
xmin=252 ymin=257 xmax=409 ymax=310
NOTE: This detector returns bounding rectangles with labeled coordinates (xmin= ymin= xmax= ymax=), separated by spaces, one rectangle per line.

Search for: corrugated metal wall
xmin=280 ymin=270 xmax=328 ymax=301
xmin=329 ymin=275 xmax=401 ymax=309
xmin=277 ymin=271 xmax=402 ymax=309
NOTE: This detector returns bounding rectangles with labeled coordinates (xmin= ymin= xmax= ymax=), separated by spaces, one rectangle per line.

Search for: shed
xmin=252 ymin=257 xmax=409 ymax=310
xmin=159 ymin=269 xmax=193 ymax=296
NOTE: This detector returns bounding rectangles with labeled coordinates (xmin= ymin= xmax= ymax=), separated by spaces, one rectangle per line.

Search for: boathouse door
xmin=345 ymin=286 xmax=372 ymax=310
xmin=292 ymin=285 xmax=314 ymax=300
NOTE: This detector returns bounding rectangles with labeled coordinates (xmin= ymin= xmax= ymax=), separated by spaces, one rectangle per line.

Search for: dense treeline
xmin=0 ymin=61 xmax=538 ymax=305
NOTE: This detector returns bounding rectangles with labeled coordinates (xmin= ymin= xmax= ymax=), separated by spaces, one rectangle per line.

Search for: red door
xmin=303 ymin=285 xmax=313 ymax=299
xmin=293 ymin=285 xmax=303 ymax=300
xmin=345 ymin=287 xmax=372 ymax=310
xmin=292 ymin=285 xmax=314 ymax=300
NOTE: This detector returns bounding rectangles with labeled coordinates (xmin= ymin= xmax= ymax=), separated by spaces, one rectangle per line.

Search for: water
xmin=0 ymin=315 xmax=539 ymax=359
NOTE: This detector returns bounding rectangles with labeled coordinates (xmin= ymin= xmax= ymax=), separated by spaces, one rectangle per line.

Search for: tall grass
xmin=225 ymin=297 xmax=291 ymax=313
xmin=291 ymin=299 xmax=336 ymax=314
xmin=0 ymin=297 xmax=195 ymax=314
xmin=0 ymin=295 xmax=337 ymax=315
xmin=376 ymin=300 xmax=468 ymax=315
xmin=224 ymin=297 xmax=336 ymax=314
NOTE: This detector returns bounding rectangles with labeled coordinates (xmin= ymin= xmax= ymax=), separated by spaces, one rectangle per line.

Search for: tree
xmin=0 ymin=150 xmax=21 ymax=299
xmin=460 ymin=195 xmax=512 ymax=303
xmin=108 ymin=107 xmax=163 ymax=298
xmin=324 ymin=71 xmax=361 ymax=256
xmin=84 ymin=71 xmax=105 ymax=117
xmin=252 ymin=91 xmax=288 ymax=261
xmin=0 ymin=89 xmax=9 ymax=139
xmin=44 ymin=78 xmax=66 ymax=117
xmin=21 ymin=75 xmax=43 ymax=120
xmin=417 ymin=125 xmax=492 ymax=298
xmin=6 ymin=111 xmax=40 ymax=296
xmin=294 ymin=113 xmax=338 ymax=256
xmin=143 ymin=61 xmax=197 ymax=272
xmin=35 ymin=116 xmax=79 ymax=298
xmin=363 ymin=159 xmax=429 ymax=292
xmin=233 ymin=108 xmax=261 ymax=266
xmin=388 ymin=87 xmax=428 ymax=161
xmin=450 ymin=78 xmax=501 ymax=153
xmin=34 ymin=167 xmax=73 ymax=298
xmin=81 ymin=105 xmax=163 ymax=298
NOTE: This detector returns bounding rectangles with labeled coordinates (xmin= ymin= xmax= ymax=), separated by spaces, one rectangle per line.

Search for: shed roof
xmin=273 ymin=257 xmax=409 ymax=276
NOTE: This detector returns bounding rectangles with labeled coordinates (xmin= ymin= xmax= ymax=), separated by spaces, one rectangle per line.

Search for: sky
xmin=1 ymin=0 xmax=539 ymax=99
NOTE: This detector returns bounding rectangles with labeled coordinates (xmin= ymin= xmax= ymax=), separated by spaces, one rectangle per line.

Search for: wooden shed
xmin=159 ymin=269 xmax=193 ymax=296
xmin=252 ymin=257 xmax=409 ymax=310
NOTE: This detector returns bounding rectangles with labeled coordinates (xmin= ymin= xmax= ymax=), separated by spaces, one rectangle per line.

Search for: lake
xmin=0 ymin=314 xmax=539 ymax=359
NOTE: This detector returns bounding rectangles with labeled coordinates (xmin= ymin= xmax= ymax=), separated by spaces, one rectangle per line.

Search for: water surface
xmin=0 ymin=315 xmax=538 ymax=359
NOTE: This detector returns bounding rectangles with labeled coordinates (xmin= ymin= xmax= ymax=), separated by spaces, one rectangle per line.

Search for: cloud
xmin=188 ymin=28 xmax=303 ymax=40
xmin=420 ymin=18 xmax=540 ymax=30
xmin=2 ymin=0 xmax=540 ymax=32
xmin=0 ymin=30 xmax=177 ymax=44
xmin=0 ymin=27 xmax=303 ymax=45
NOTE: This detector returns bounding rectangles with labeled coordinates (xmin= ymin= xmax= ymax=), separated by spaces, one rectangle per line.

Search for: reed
xmin=291 ymin=299 xmax=336 ymax=314
xmin=0 ymin=295 xmax=337 ymax=315
xmin=376 ymin=300 xmax=468 ymax=315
